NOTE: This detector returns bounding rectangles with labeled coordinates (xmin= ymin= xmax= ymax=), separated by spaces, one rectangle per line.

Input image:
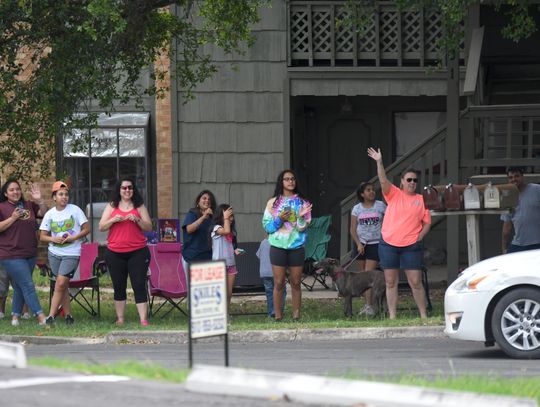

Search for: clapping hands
xmin=52 ymin=233 xmax=72 ymax=245
xmin=111 ymin=214 xmax=125 ymax=223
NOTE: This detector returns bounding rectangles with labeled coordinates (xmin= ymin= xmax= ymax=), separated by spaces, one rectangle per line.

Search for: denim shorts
xmin=378 ymin=239 xmax=423 ymax=270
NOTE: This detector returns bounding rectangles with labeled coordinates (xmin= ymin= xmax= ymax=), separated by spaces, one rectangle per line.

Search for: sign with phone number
xmin=189 ymin=260 xmax=227 ymax=339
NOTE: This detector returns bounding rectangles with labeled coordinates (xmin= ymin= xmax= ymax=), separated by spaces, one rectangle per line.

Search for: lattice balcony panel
xmin=288 ymin=1 xmax=462 ymax=68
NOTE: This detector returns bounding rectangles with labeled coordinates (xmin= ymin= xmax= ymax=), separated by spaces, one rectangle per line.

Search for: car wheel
xmin=491 ymin=287 xmax=540 ymax=359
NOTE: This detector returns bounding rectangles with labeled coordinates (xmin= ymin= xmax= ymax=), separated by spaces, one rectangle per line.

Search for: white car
xmin=444 ymin=249 xmax=540 ymax=359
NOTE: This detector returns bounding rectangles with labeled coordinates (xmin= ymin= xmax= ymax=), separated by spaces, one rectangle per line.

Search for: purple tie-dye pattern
xmin=262 ymin=195 xmax=311 ymax=250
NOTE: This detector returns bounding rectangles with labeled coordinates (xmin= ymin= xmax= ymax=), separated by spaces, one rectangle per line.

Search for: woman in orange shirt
xmin=367 ymin=147 xmax=431 ymax=319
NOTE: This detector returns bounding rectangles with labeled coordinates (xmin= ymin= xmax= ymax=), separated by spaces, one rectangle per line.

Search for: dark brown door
xmin=304 ymin=109 xmax=383 ymax=257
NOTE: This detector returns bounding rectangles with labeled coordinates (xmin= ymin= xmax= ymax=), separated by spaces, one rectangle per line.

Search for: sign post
xmin=188 ymin=260 xmax=228 ymax=368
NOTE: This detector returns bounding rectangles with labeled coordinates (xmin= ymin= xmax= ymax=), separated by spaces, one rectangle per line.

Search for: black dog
xmin=314 ymin=258 xmax=386 ymax=318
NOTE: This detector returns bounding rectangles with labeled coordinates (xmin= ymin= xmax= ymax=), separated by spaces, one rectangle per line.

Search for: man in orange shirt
xmin=367 ymin=147 xmax=431 ymax=319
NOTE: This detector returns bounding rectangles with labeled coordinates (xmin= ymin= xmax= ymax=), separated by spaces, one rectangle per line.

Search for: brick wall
xmin=154 ymin=47 xmax=173 ymax=218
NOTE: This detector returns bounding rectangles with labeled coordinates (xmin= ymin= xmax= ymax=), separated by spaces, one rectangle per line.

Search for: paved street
xmin=23 ymin=337 xmax=540 ymax=377
xmin=1 ymin=365 xmax=306 ymax=407
xmin=2 ymin=336 xmax=539 ymax=407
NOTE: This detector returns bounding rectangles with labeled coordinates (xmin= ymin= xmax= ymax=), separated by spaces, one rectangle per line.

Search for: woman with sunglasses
xmin=367 ymin=148 xmax=431 ymax=319
xmin=99 ymin=178 xmax=152 ymax=326
xmin=262 ymin=170 xmax=312 ymax=321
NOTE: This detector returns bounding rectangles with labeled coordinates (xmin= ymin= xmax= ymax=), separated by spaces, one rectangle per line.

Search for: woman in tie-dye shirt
xmin=262 ymin=170 xmax=312 ymax=321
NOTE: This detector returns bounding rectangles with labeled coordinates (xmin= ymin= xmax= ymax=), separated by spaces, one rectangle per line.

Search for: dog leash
xmin=341 ymin=251 xmax=361 ymax=271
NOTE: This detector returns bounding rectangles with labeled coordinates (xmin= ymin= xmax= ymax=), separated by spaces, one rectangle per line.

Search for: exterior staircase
xmin=340 ymin=102 xmax=540 ymax=262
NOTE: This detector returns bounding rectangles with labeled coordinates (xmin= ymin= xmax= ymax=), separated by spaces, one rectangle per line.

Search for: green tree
xmin=0 ymin=0 xmax=267 ymax=179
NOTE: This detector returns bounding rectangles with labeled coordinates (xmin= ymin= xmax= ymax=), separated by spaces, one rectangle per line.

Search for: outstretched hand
xmin=367 ymin=147 xmax=382 ymax=162
xmin=299 ymin=202 xmax=313 ymax=218
xmin=29 ymin=183 xmax=43 ymax=202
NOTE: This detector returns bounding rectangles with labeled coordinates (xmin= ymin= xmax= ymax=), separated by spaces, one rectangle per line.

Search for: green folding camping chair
xmin=302 ymin=215 xmax=332 ymax=291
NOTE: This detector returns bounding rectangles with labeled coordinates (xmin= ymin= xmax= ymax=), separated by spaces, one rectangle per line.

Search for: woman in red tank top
xmin=99 ymin=178 xmax=152 ymax=326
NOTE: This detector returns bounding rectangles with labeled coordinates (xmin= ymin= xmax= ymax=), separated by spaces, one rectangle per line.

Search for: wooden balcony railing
xmin=288 ymin=1 xmax=464 ymax=68
xmin=461 ymin=104 xmax=540 ymax=173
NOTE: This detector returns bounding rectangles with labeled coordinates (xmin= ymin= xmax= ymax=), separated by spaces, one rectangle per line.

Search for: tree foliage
xmin=0 ymin=0 xmax=267 ymax=179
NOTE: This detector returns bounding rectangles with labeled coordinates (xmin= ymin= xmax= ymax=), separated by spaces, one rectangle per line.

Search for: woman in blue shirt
xmin=181 ymin=190 xmax=217 ymax=267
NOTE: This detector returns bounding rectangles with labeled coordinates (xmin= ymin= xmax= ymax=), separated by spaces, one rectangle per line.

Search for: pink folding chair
xmin=37 ymin=242 xmax=108 ymax=317
xmin=147 ymin=242 xmax=188 ymax=318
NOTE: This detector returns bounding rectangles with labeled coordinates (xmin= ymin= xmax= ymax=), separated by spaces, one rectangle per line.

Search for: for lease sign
xmin=189 ymin=260 xmax=227 ymax=339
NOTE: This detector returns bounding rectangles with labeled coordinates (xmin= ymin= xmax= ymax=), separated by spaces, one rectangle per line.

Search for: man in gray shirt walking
xmin=501 ymin=166 xmax=540 ymax=253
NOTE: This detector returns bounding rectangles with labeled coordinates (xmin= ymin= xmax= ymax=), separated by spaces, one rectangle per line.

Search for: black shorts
xmin=352 ymin=243 xmax=380 ymax=262
xmin=269 ymin=246 xmax=305 ymax=267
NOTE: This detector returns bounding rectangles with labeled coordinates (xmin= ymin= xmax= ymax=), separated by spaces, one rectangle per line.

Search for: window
xmin=394 ymin=112 xmax=446 ymax=160
xmin=62 ymin=112 xmax=150 ymax=242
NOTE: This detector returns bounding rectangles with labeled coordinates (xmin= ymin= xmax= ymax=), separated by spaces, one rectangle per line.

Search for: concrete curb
xmin=105 ymin=326 xmax=446 ymax=345
xmin=0 ymin=335 xmax=105 ymax=346
xmin=0 ymin=341 xmax=27 ymax=368
xmin=0 ymin=326 xmax=446 ymax=346
xmin=186 ymin=364 xmax=537 ymax=407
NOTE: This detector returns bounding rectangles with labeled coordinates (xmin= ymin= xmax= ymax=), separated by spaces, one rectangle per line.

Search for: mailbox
xmin=498 ymin=183 xmax=519 ymax=208
xmin=444 ymin=183 xmax=465 ymax=210
xmin=484 ymin=182 xmax=500 ymax=209
xmin=464 ymin=183 xmax=482 ymax=210
xmin=423 ymin=185 xmax=445 ymax=211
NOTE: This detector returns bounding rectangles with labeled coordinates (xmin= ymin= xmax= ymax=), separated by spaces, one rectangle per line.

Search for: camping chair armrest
xmin=36 ymin=262 xmax=52 ymax=278
xmin=95 ymin=260 xmax=109 ymax=277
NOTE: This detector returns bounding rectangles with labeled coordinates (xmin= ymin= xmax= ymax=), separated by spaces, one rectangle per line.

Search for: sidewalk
xmin=1 ymin=266 xmax=449 ymax=346
xmin=233 ymin=264 xmax=449 ymax=302
xmin=0 ymin=326 xmax=446 ymax=347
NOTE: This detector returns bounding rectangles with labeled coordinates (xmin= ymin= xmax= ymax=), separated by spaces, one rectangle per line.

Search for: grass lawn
xmin=28 ymin=359 xmax=540 ymax=404
xmin=0 ymin=283 xmax=445 ymax=337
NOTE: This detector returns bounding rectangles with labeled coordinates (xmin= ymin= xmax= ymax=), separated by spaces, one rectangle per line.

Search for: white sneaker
xmin=21 ymin=312 xmax=31 ymax=320
xmin=358 ymin=304 xmax=375 ymax=316
xmin=11 ymin=318 xmax=20 ymax=327
xmin=0 ymin=312 xmax=5 ymax=319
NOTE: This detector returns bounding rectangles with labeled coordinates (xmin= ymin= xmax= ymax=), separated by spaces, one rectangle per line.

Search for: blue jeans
xmin=508 ymin=243 xmax=540 ymax=253
xmin=0 ymin=258 xmax=43 ymax=317
xmin=262 ymin=277 xmax=286 ymax=317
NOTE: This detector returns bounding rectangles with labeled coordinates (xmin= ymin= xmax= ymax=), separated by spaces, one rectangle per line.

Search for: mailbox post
xmin=431 ymin=209 xmax=509 ymax=266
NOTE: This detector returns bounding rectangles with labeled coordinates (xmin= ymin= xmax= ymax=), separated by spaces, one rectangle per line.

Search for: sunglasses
xmin=406 ymin=178 xmax=418 ymax=183
xmin=283 ymin=177 xmax=296 ymax=182
xmin=121 ymin=185 xmax=134 ymax=191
